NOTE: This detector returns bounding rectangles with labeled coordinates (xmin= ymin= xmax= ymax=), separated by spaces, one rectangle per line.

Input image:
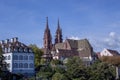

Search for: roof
xmin=67 ymin=39 xmax=92 ymax=49
xmin=55 ymin=43 xmax=64 ymax=49
xmin=0 ymin=38 xmax=33 ymax=53
xmin=107 ymin=49 xmax=120 ymax=56
xmin=54 ymin=39 xmax=94 ymax=57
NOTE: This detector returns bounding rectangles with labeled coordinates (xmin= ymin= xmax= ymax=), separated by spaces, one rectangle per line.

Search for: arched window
xmin=29 ymin=56 xmax=33 ymax=60
xmin=8 ymin=47 xmax=10 ymax=52
xmin=5 ymin=48 xmax=7 ymax=53
xmin=19 ymin=55 xmax=23 ymax=60
xmin=19 ymin=63 xmax=23 ymax=68
xmin=24 ymin=55 xmax=28 ymax=60
xmin=8 ymin=55 xmax=11 ymax=60
xmin=24 ymin=63 xmax=28 ymax=68
xmin=29 ymin=63 xmax=34 ymax=68
xmin=14 ymin=63 xmax=18 ymax=68
xmin=14 ymin=55 xmax=18 ymax=60
xmin=4 ymin=56 xmax=7 ymax=60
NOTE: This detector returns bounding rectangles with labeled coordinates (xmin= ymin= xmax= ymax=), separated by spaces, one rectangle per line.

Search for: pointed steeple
xmin=55 ymin=19 xmax=63 ymax=44
xmin=46 ymin=17 xmax=49 ymax=29
xmin=43 ymin=17 xmax=52 ymax=50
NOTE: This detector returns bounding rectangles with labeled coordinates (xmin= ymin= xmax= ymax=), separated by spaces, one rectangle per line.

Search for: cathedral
xmin=42 ymin=17 xmax=96 ymax=65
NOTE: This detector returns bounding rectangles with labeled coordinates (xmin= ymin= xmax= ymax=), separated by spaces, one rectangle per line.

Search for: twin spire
xmin=44 ymin=17 xmax=63 ymax=50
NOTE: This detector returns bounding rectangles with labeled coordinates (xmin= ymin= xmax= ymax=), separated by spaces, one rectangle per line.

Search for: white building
xmin=0 ymin=37 xmax=35 ymax=77
xmin=100 ymin=48 xmax=120 ymax=56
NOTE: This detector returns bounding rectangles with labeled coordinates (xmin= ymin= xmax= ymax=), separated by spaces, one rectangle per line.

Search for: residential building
xmin=0 ymin=37 xmax=35 ymax=77
xmin=100 ymin=48 xmax=120 ymax=56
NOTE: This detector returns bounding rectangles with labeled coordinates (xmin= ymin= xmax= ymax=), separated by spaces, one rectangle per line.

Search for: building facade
xmin=0 ymin=37 xmax=34 ymax=77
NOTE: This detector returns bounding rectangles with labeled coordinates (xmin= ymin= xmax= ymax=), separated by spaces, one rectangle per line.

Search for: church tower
xmin=55 ymin=19 xmax=63 ymax=44
xmin=43 ymin=17 xmax=52 ymax=50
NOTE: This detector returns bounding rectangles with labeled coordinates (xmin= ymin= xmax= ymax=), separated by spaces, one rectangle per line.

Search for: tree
xmin=52 ymin=72 xmax=69 ymax=80
xmin=0 ymin=46 xmax=10 ymax=79
xmin=101 ymin=56 xmax=120 ymax=79
xmin=29 ymin=44 xmax=43 ymax=67
xmin=65 ymin=56 xmax=89 ymax=80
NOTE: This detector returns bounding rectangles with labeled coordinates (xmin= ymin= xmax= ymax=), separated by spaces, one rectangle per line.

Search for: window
xmin=14 ymin=63 xmax=18 ymax=68
xmin=19 ymin=63 xmax=23 ymax=68
xmin=5 ymin=48 xmax=7 ymax=53
xmin=8 ymin=55 xmax=11 ymax=60
xmin=24 ymin=48 xmax=28 ymax=52
xmin=8 ymin=48 xmax=10 ymax=52
xmin=24 ymin=63 xmax=28 ymax=68
xmin=19 ymin=48 xmax=23 ymax=52
xmin=7 ymin=63 xmax=10 ymax=68
xmin=29 ymin=63 xmax=34 ymax=68
xmin=4 ymin=56 xmax=7 ymax=60
xmin=14 ymin=55 xmax=18 ymax=60
xmin=24 ymin=55 xmax=28 ymax=60
xmin=19 ymin=55 xmax=23 ymax=60
xmin=29 ymin=56 xmax=33 ymax=60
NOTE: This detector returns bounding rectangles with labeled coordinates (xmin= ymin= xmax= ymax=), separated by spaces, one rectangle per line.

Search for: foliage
xmin=89 ymin=60 xmax=115 ymax=80
xmin=37 ymin=64 xmax=54 ymax=80
xmin=52 ymin=72 xmax=69 ymax=80
xmin=29 ymin=44 xmax=43 ymax=67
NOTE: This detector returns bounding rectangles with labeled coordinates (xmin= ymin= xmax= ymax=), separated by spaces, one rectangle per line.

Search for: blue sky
xmin=0 ymin=0 xmax=120 ymax=52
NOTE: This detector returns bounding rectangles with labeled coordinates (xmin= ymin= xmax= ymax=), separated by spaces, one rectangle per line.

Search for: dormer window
xmin=24 ymin=48 xmax=28 ymax=52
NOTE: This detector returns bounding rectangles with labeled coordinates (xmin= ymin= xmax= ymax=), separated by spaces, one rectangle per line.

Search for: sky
xmin=0 ymin=0 xmax=120 ymax=52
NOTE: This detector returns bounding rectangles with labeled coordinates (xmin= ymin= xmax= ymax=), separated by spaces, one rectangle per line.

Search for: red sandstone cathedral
xmin=42 ymin=17 xmax=96 ymax=65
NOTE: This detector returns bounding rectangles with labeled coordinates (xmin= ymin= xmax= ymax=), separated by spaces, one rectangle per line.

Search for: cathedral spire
xmin=55 ymin=19 xmax=63 ymax=44
xmin=43 ymin=17 xmax=52 ymax=50
xmin=46 ymin=17 xmax=49 ymax=29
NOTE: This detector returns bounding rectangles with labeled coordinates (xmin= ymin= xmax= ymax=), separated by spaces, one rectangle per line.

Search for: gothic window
xmin=24 ymin=63 xmax=28 ymax=68
xmin=19 ymin=55 xmax=23 ymax=60
xmin=14 ymin=55 xmax=18 ymax=60
xmin=8 ymin=55 xmax=11 ymax=60
xmin=29 ymin=55 xmax=33 ymax=60
xmin=24 ymin=55 xmax=28 ymax=60
xmin=29 ymin=63 xmax=34 ymax=68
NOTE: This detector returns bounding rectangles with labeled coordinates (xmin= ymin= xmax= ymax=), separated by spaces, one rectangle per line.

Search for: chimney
xmin=14 ymin=37 xmax=18 ymax=42
xmin=5 ymin=39 xmax=9 ymax=43
xmin=0 ymin=40 xmax=4 ymax=44
xmin=11 ymin=38 xmax=14 ymax=42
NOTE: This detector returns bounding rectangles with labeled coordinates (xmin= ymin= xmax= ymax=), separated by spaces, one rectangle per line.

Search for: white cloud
xmin=109 ymin=32 xmax=116 ymax=38
xmin=69 ymin=36 xmax=80 ymax=40
xmin=92 ymin=32 xmax=120 ymax=52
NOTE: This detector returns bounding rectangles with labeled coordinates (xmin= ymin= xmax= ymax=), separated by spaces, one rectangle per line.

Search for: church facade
xmin=43 ymin=17 xmax=96 ymax=64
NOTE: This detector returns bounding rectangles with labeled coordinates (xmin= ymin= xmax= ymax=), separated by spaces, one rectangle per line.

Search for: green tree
xmin=37 ymin=64 xmax=54 ymax=80
xmin=29 ymin=44 xmax=43 ymax=67
xmin=0 ymin=46 xmax=10 ymax=79
xmin=89 ymin=60 xmax=115 ymax=80
xmin=101 ymin=56 xmax=120 ymax=79
xmin=52 ymin=72 xmax=69 ymax=80
xmin=65 ymin=56 xmax=89 ymax=80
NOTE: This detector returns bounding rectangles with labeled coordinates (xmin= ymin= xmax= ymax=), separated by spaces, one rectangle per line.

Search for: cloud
xmin=92 ymin=32 xmax=120 ymax=52
xmin=69 ymin=36 xmax=80 ymax=40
